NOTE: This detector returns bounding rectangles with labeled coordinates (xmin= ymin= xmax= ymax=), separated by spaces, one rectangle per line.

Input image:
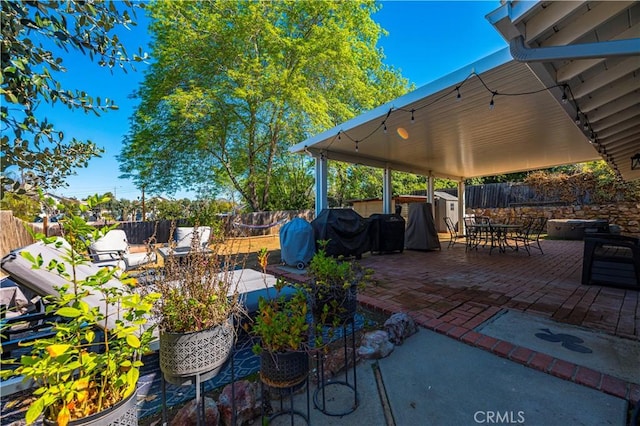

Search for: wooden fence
xmin=1 ymin=209 xmax=316 ymax=257
xmin=436 ymin=183 xmax=586 ymax=209
xmin=1 ymin=211 xmax=37 ymax=259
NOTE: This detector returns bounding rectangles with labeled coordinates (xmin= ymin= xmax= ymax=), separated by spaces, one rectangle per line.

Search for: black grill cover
xmin=311 ymin=209 xmax=371 ymax=257
xmin=369 ymin=214 xmax=405 ymax=254
xmin=405 ymin=203 xmax=441 ymax=251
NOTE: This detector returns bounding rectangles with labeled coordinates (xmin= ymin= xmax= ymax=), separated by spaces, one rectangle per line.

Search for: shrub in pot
xmin=151 ymin=223 xmax=244 ymax=383
xmin=250 ymin=249 xmax=310 ymax=388
xmin=306 ymin=240 xmax=373 ymax=327
xmin=0 ymin=194 xmax=160 ymax=426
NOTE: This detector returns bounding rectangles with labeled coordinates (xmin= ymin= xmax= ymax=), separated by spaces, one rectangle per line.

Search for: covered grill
xmin=311 ymin=209 xmax=370 ymax=258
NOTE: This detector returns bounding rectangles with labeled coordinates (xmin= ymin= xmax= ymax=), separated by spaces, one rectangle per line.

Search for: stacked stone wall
xmin=468 ymin=202 xmax=639 ymax=236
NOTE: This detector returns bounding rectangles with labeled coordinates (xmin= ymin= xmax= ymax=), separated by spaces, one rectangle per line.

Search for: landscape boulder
xmin=218 ymin=380 xmax=261 ymax=426
xmin=357 ymin=330 xmax=394 ymax=359
xmin=170 ymin=397 xmax=219 ymax=426
xmin=384 ymin=312 xmax=417 ymax=345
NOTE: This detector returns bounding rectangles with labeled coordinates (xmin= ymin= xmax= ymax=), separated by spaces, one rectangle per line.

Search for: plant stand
xmin=260 ymin=376 xmax=310 ymax=425
xmin=313 ymin=319 xmax=359 ymax=416
xmin=161 ymin=346 xmax=239 ymax=426
xmin=260 ymin=351 xmax=310 ymax=425
xmin=160 ymin=323 xmax=235 ymax=426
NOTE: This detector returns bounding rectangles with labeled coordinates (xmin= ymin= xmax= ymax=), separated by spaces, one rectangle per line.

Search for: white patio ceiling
xmin=290 ymin=1 xmax=640 ymax=182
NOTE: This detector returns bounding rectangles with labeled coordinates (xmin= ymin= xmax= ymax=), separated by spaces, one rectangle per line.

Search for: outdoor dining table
xmin=468 ymin=223 xmax=522 ymax=254
xmin=489 ymin=223 xmax=523 ymax=254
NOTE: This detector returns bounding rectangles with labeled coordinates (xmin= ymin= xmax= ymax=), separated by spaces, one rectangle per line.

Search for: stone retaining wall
xmin=467 ymin=202 xmax=640 ymax=236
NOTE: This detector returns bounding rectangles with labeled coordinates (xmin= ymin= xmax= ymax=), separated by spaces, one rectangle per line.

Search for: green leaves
xmin=1 ymin=0 xmax=148 ymax=198
xmin=56 ymin=307 xmax=82 ymax=318
xmin=120 ymin=0 xmax=408 ymax=210
xmin=3 ymin=197 xmax=159 ymax=424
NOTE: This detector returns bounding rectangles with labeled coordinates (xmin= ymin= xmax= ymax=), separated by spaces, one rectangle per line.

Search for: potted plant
xmin=151 ymin=222 xmax=243 ymax=384
xmin=0 ymin=194 xmax=160 ymax=426
xmin=250 ymin=249 xmax=310 ymax=389
xmin=306 ymin=240 xmax=373 ymax=327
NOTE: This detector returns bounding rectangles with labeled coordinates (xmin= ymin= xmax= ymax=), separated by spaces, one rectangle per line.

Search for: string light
xmin=325 ymin=71 xmax=600 ymax=165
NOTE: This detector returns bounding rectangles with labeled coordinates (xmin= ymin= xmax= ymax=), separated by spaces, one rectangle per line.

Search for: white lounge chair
xmin=175 ymin=226 xmax=212 ymax=250
xmin=89 ymin=229 xmax=157 ymax=270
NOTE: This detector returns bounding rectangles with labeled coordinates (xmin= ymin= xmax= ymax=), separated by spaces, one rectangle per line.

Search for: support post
xmin=382 ymin=166 xmax=392 ymax=214
xmin=458 ymin=179 xmax=466 ymax=235
xmin=314 ymin=155 xmax=328 ymax=216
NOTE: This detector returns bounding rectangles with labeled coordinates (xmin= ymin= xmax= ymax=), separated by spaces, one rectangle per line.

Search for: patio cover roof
xmin=290 ymin=1 xmax=640 ymax=182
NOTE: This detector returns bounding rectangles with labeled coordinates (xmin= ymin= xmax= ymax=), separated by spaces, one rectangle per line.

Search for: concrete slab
xmin=378 ymin=328 xmax=627 ymax=426
xmin=267 ymin=359 xmax=387 ymax=426
xmin=476 ymin=310 xmax=640 ymax=384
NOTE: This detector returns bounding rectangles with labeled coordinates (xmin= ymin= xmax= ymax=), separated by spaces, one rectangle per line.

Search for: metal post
xmin=315 ymin=154 xmax=328 ymax=216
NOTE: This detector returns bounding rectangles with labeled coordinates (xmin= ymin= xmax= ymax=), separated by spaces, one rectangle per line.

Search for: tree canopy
xmin=1 ymin=0 xmax=147 ymax=199
xmin=119 ymin=0 xmax=409 ymax=211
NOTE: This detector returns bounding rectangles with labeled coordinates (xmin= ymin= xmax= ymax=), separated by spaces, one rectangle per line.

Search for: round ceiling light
xmin=397 ymin=127 xmax=409 ymax=140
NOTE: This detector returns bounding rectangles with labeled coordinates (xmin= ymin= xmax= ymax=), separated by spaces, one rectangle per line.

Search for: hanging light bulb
xmin=489 ymin=92 xmax=496 ymax=110
xmin=338 ymin=131 xmax=341 ymax=140
xmin=383 ymin=123 xmax=387 ymax=134
xmin=355 ymin=141 xmax=359 ymax=152
xmin=410 ymin=109 xmax=415 ymax=124
xmin=456 ymin=87 xmax=461 ymax=101
xmin=561 ymin=86 xmax=568 ymax=104
xmin=574 ymin=112 xmax=581 ymax=125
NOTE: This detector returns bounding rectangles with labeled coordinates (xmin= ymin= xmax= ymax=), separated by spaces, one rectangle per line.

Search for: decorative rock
xmin=170 ymin=397 xmax=219 ymax=426
xmin=218 ymin=380 xmax=261 ymax=426
xmin=384 ymin=312 xmax=417 ymax=345
xmin=313 ymin=346 xmax=357 ymax=383
xmin=357 ymin=330 xmax=394 ymax=359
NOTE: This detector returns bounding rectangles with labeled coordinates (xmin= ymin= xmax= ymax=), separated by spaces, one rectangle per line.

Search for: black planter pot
xmin=312 ymin=283 xmax=357 ymax=326
xmin=260 ymin=350 xmax=309 ymax=389
xmin=43 ymin=391 xmax=137 ymax=426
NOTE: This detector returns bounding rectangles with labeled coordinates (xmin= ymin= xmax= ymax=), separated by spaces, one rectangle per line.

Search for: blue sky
xmin=41 ymin=1 xmax=507 ymax=201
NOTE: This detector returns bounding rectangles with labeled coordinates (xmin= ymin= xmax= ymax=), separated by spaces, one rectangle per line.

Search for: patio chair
xmin=89 ymin=229 xmax=157 ymax=271
xmin=444 ymin=217 xmax=465 ymax=249
xmin=512 ymin=217 xmax=547 ymax=255
xmin=463 ymin=216 xmax=479 ymax=250
xmin=582 ymin=233 xmax=639 ymax=290
xmin=174 ymin=226 xmax=212 ymax=250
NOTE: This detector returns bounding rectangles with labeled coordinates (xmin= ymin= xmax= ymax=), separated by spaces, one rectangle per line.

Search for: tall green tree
xmin=1 ymin=0 xmax=147 ymax=198
xmin=119 ymin=0 xmax=408 ymax=211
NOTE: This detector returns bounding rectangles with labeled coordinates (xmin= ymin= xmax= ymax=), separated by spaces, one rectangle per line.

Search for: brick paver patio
xmin=269 ymin=237 xmax=639 ymax=403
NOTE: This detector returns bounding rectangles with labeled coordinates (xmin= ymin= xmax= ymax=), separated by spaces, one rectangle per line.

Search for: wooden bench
xmin=582 ymin=234 xmax=640 ymax=290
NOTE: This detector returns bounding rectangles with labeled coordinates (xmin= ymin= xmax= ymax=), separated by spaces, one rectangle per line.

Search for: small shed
xmin=349 ymin=192 xmax=458 ymax=233
xmin=433 ymin=191 xmax=459 ymax=233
